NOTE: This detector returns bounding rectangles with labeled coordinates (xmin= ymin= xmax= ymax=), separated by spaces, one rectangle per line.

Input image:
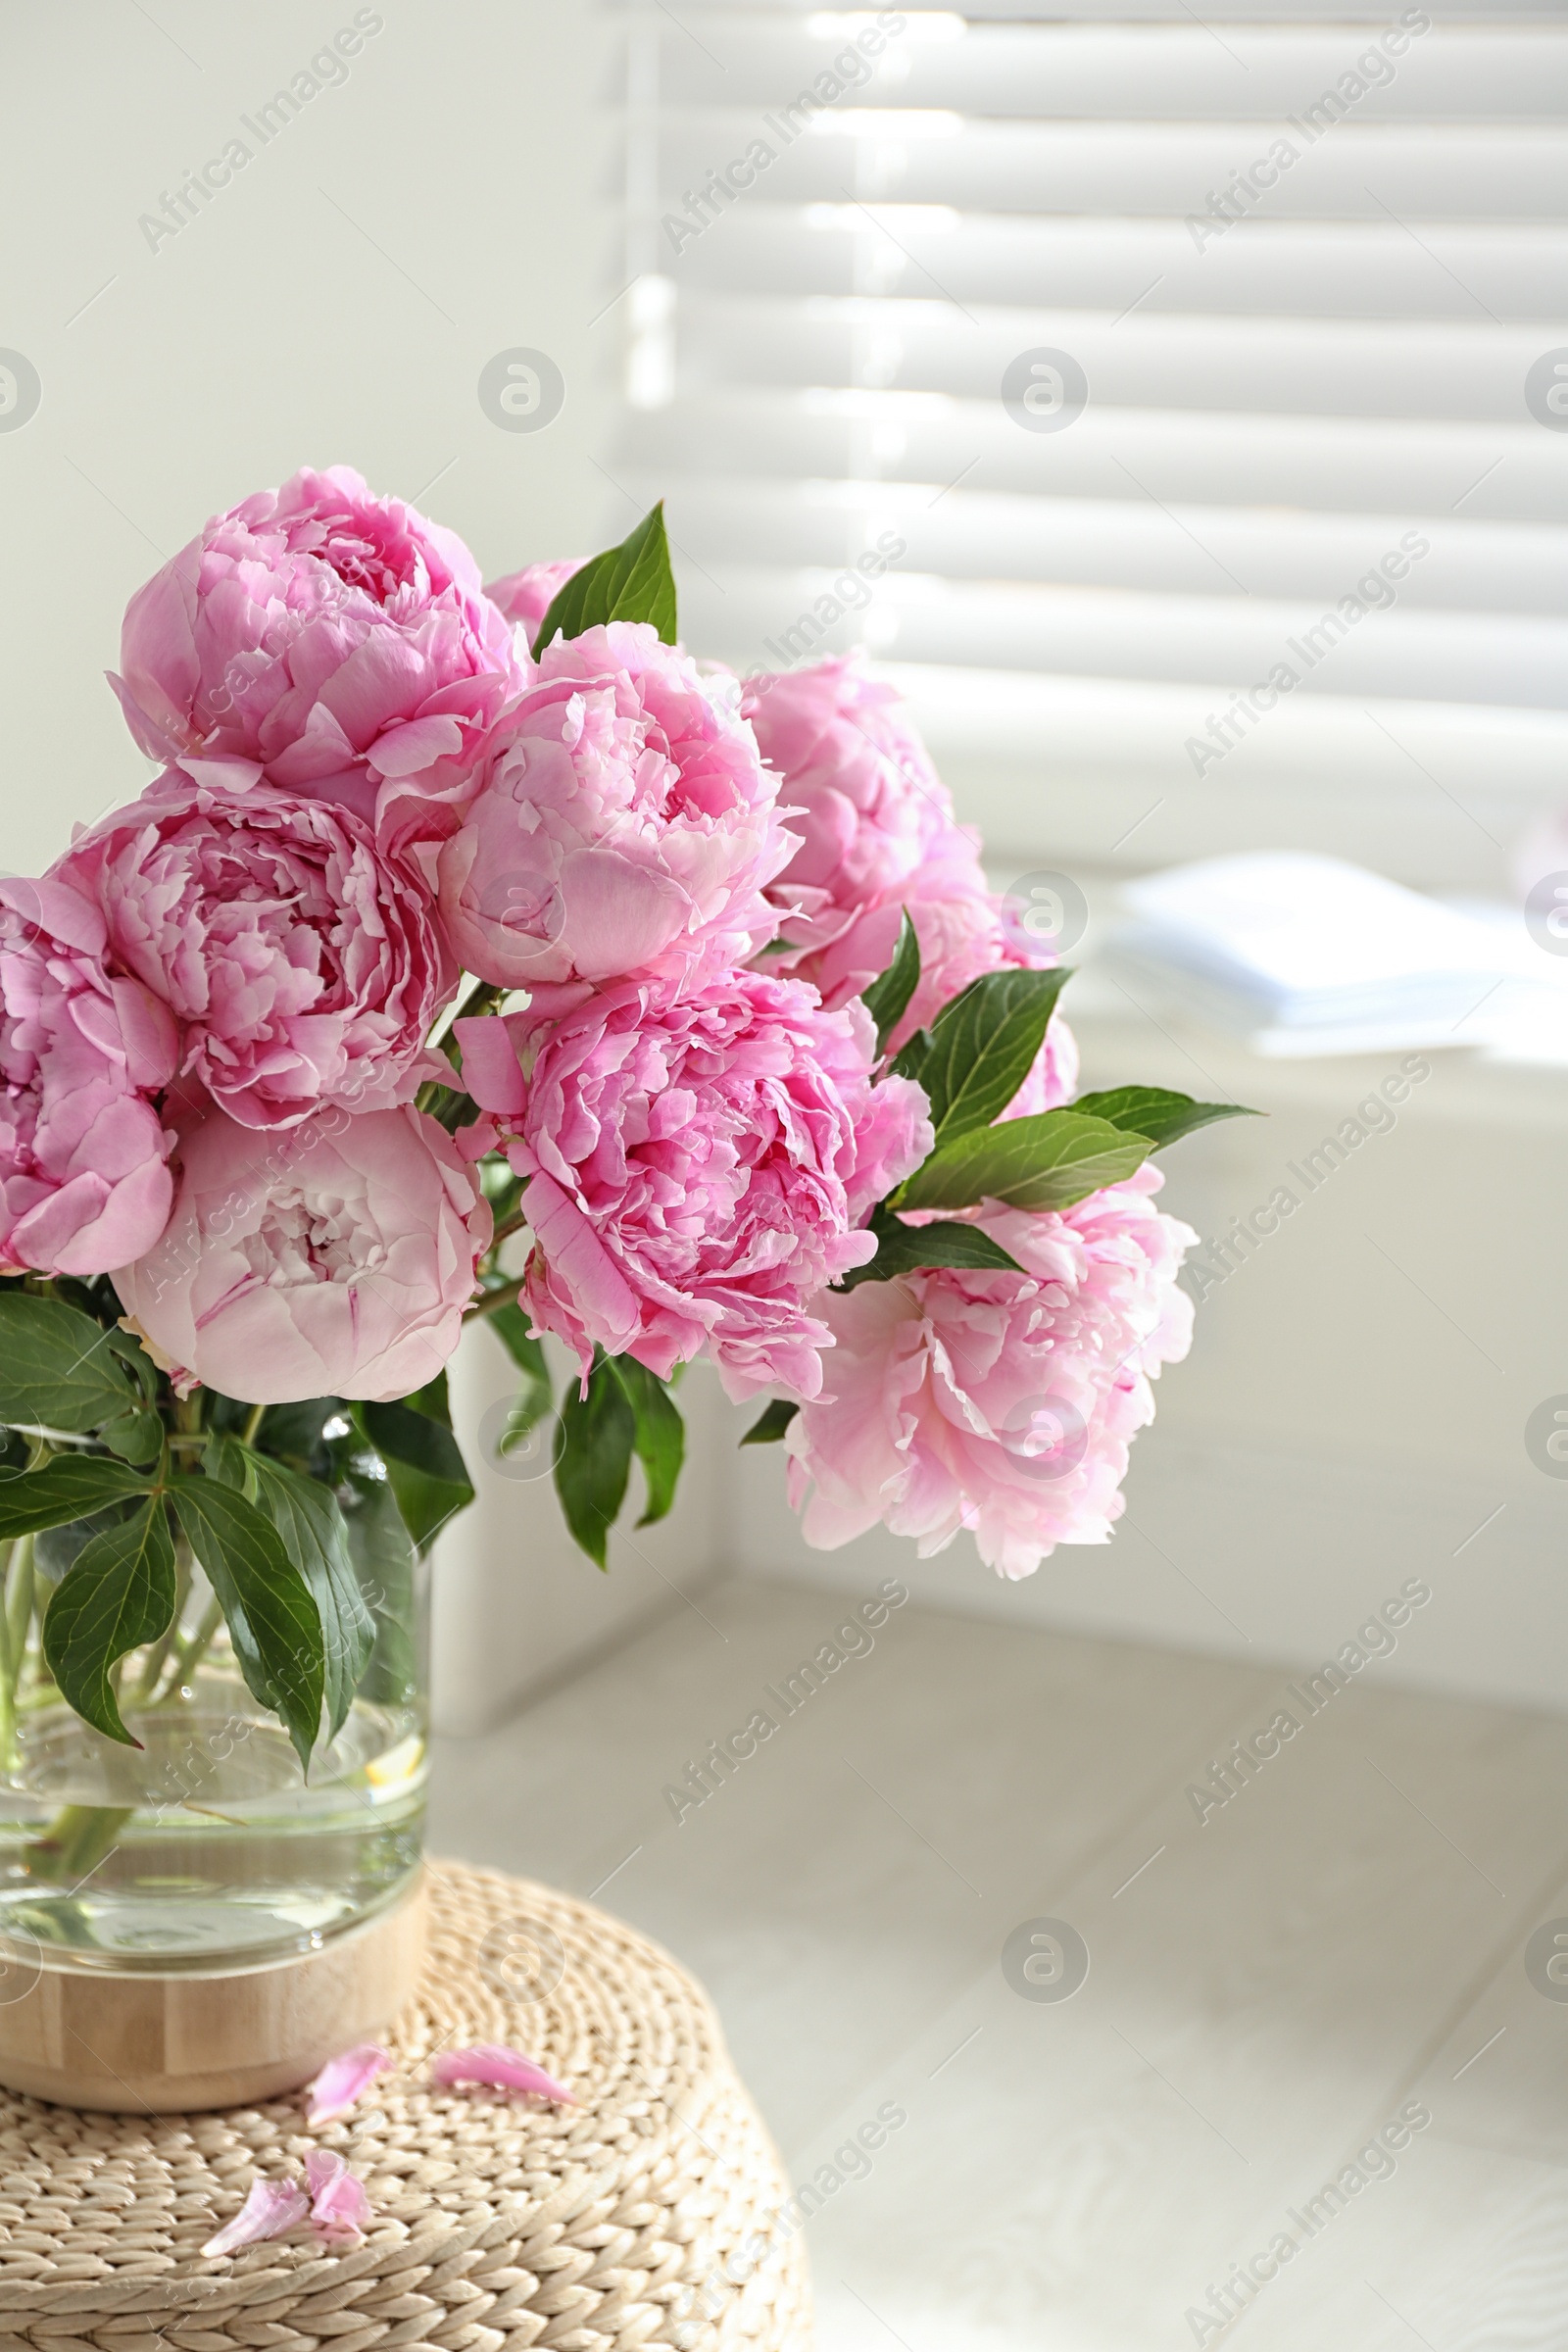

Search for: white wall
xmin=0 ymin=0 xmax=621 ymax=874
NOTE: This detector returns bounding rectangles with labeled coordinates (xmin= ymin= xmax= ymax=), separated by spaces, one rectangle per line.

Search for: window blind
xmin=608 ymin=2 xmax=1568 ymax=890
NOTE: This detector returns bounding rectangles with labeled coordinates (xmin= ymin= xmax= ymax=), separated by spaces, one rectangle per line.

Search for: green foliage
xmin=605 ymin=1355 xmax=684 ymax=1527
xmin=338 ymin=1462 xmax=419 ymax=1714
xmin=359 ymin=1375 xmax=475 ymax=1555
xmin=909 ymin=968 xmax=1074 ymax=1144
xmin=897 ymin=1110 xmax=1153 ymax=1215
xmin=170 ymin=1478 xmax=325 ymax=1769
xmin=859 ymin=911 xmax=921 ymax=1057
xmin=42 ymin=1497 xmax=175 ymax=1747
xmin=242 ymin=1452 xmax=374 ymax=1742
xmin=485 ymin=1301 xmax=555 ymax=1439
xmin=0 ymin=1455 xmax=157 ymax=1542
xmin=1070 ymin=1086 xmax=1259 ymax=1150
xmin=840 ymin=1208 xmax=1026 ymax=1290
xmin=0 ymin=1293 xmax=140 ymax=1434
xmin=531 ymin=503 xmax=678 ymax=655
xmin=741 ymin=1397 xmax=798 ymax=1446
xmin=554 ymin=1356 xmax=636 ymax=1568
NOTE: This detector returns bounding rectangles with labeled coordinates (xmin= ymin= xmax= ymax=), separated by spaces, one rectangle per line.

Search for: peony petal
xmin=304 ymin=2040 xmax=390 ymax=2127
xmin=455 ymin=1014 xmax=529 ymax=1118
xmin=306 ymin=2147 xmax=373 ymax=2242
xmin=201 ymin=2174 xmax=310 ymax=2258
xmin=430 ymin=2042 xmax=575 ymax=2104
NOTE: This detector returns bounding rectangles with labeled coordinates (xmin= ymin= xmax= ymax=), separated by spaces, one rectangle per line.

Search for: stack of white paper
xmin=1111 ymin=854 xmax=1515 ymax=1057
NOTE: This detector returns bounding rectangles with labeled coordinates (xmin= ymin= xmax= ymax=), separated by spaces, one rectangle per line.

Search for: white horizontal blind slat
xmin=611 ymin=4 xmax=1568 ymax=885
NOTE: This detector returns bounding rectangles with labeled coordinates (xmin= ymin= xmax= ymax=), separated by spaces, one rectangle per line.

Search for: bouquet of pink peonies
xmin=0 ymin=467 xmax=1248 ymax=1765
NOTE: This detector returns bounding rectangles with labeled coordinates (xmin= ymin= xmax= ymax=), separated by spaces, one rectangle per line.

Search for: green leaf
xmin=42 ymin=1498 xmax=175 ymax=1747
xmin=97 ymin=1407 xmax=164 ymax=1467
xmin=1070 ymin=1086 xmax=1259 ymax=1151
xmin=244 ymin=1453 xmax=374 ymax=1743
xmin=0 ymin=1455 xmax=157 ymax=1542
xmin=251 ymin=1396 xmax=345 ymax=1471
xmin=202 ymin=1429 xmax=249 ymax=1490
xmin=859 ymin=910 xmax=921 ymax=1058
xmin=104 ymin=1327 xmax=159 ymax=1401
xmin=916 ymin=968 xmax=1074 ymax=1143
xmin=358 ymin=1380 xmax=475 ymax=1555
xmin=605 ymin=1356 xmax=685 ymax=1528
xmin=0 ymin=1295 xmax=136 ymax=1434
xmin=741 ymin=1397 xmax=798 ymax=1446
xmin=36 ymin=1505 xmax=131 ymax=1586
xmin=339 ymin=1466 xmax=417 ymax=1712
xmin=360 ymin=1385 xmax=467 ymax=1487
xmin=553 ymin=1357 xmax=635 ymax=1568
xmin=486 ymin=1302 xmax=554 ymax=1438
xmin=170 ymin=1478 xmax=324 ymax=1769
xmin=897 ymin=1112 xmax=1153 ymax=1214
xmin=839 ymin=1209 xmax=1027 ymax=1291
xmin=890 ymin=1028 xmax=932 ymax=1087
xmin=531 ymin=503 xmax=678 ymax=655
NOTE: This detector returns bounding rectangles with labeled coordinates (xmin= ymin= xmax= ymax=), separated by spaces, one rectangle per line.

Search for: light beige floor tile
xmin=429 ymin=1580 xmax=1568 ymax=2347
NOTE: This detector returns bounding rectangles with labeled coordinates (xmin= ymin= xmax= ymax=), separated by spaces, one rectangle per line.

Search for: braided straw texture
xmin=0 ymin=1862 xmax=812 ymax=2351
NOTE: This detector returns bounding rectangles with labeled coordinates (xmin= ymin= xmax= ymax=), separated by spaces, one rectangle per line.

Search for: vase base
xmin=0 ymin=1870 xmax=425 ymax=2112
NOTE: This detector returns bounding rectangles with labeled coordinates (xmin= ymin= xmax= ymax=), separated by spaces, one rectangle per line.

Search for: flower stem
xmin=242 ymin=1401 xmax=268 ymax=1446
xmin=6 ymin=1537 xmax=33 ymax=1690
xmin=26 ymin=1804 xmax=133 ymax=1886
xmin=466 ymin=1277 xmax=524 ymax=1322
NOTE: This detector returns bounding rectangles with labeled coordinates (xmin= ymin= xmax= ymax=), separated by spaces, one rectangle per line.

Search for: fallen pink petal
xmin=305 ymin=2041 xmax=391 ymax=2127
xmin=201 ymin=2174 xmax=310 ymax=2258
xmin=306 ymin=2147 xmax=373 ymax=2243
xmin=431 ymin=2042 xmax=576 ymax=2104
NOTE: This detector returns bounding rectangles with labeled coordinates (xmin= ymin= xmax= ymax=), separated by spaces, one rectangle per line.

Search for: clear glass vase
xmin=0 ymin=1469 xmax=426 ymax=1975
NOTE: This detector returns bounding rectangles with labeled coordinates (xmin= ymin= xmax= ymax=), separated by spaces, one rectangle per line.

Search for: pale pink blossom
xmin=305 ymin=2150 xmax=372 ymax=2242
xmin=431 ymin=2043 xmax=575 ymax=2103
xmin=786 ymin=1166 xmax=1196 ymax=1578
xmin=457 ymin=974 xmax=931 ymax=1402
xmin=435 ymin=624 xmax=795 ymax=996
xmin=808 ymin=880 xmax=1079 ymax=1105
xmin=743 ymin=658 xmax=1075 ymax=1094
xmin=743 ymin=656 xmax=960 ymax=960
xmin=485 ymin=559 xmax=588 ymax=643
xmin=115 ymin=1101 xmax=491 ymax=1404
xmin=0 ymin=878 xmax=176 ymax=1278
xmin=305 ymin=2042 xmax=390 ymax=2127
xmin=201 ymin=2174 xmax=310 ymax=2258
xmin=111 ymin=465 xmax=521 ymax=837
xmin=53 ymin=774 xmax=452 ymax=1129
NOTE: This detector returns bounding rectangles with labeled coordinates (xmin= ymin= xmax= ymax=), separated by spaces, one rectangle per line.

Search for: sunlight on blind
xmin=608 ymin=2 xmax=1568 ymax=888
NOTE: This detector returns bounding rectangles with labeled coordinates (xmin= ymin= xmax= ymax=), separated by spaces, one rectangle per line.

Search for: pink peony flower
xmin=744 ymin=658 xmax=1075 ymax=1097
xmin=434 ymin=623 xmax=796 ymax=997
xmin=115 ymin=1101 xmax=491 ymax=1404
xmin=305 ymin=2150 xmax=372 ymax=2242
xmin=743 ymin=656 xmax=961 ymax=959
xmin=111 ymin=465 xmax=522 ymax=836
xmin=53 ymin=774 xmax=453 ymax=1130
xmin=201 ymin=2174 xmax=310 ymax=2258
xmin=484 ymin=559 xmax=588 ymax=642
xmin=786 ymin=1165 xmax=1196 ymax=1578
xmin=0 ymin=879 xmax=177 ymax=1278
xmin=457 ymin=974 xmax=932 ymax=1402
xmin=305 ymin=2041 xmax=390 ymax=2127
xmin=431 ymin=2043 xmax=575 ymax=2103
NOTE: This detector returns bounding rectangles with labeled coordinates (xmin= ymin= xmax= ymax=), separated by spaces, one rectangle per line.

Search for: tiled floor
xmin=427 ymin=1578 xmax=1568 ymax=2350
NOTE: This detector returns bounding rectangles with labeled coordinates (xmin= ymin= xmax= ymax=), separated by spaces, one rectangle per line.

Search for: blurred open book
xmin=1109 ymin=853 xmax=1568 ymax=1062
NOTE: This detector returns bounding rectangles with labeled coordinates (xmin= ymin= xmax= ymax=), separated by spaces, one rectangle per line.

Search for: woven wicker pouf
xmin=0 ymin=1861 xmax=813 ymax=2351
